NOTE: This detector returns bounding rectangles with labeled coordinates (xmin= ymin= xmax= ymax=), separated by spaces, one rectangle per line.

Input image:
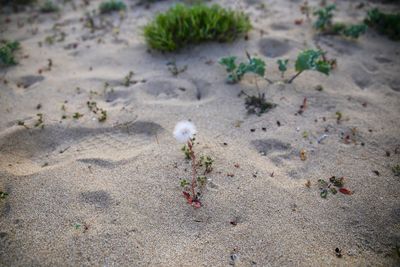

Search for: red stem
xmin=187 ymin=140 xmax=197 ymax=199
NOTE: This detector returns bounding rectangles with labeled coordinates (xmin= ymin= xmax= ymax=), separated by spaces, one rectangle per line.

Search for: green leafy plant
xmin=99 ymin=0 xmax=126 ymax=14
xmin=144 ymin=4 xmax=251 ymax=52
xmin=199 ymin=155 xmax=214 ymax=174
xmin=289 ymin=49 xmax=331 ymax=83
xmin=40 ymin=0 xmax=59 ymax=13
xmin=313 ymin=4 xmax=336 ymax=30
xmin=0 ymin=40 xmax=20 ymax=66
xmin=219 ymin=53 xmax=266 ymax=84
xmin=365 ymin=8 xmax=400 ymax=40
xmin=277 ymin=59 xmax=289 ymax=78
xmin=313 ymin=4 xmax=366 ymax=39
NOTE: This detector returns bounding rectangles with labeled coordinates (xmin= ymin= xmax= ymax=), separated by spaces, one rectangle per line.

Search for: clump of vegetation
xmin=87 ymin=101 xmax=107 ymax=122
xmin=220 ymin=52 xmax=277 ymax=116
xmin=0 ymin=191 xmax=8 ymax=199
xmin=313 ymin=4 xmax=367 ymax=39
xmin=174 ymin=121 xmax=214 ymax=208
xmin=220 ymin=49 xmax=331 ymax=84
xmin=365 ymin=8 xmax=400 ymax=40
xmin=99 ymin=0 xmax=126 ymax=14
xmin=318 ymin=176 xmax=352 ymax=198
xmin=0 ymin=40 xmax=20 ymax=66
xmin=144 ymin=4 xmax=251 ymax=52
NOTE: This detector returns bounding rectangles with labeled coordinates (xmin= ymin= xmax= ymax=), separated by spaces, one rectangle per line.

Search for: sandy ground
xmin=1 ymin=0 xmax=400 ymax=266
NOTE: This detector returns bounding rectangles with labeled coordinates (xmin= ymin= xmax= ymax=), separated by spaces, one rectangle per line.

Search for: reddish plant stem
xmin=187 ymin=140 xmax=197 ymax=199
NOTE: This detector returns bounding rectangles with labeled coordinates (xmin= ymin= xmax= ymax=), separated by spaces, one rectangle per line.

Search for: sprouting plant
xmin=174 ymin=121 xmax=206 ymax=208
xmin=318 ymin=176 xmax=352 ymax=198
xmin=331 ymin=23 xmax=367 ymax=38
xmin=166 ymin=61 xmax=187 ymax=76
xmin=0 ymin=40 xmax=20 ymax=66
xmin=365 ymin=8 xmax=400 ymax=41
xmin=0 ymin=191 xmax=8 ymax=199
xmin=392 ymin=164 xmax=400 ymax=176
xmin=181 ymin=144 xmax=191 ymax=160
xmin=277 ymin=59 xmax=289 ymax=78
xmin=144 ymin=4 xmax=251 ymax=52
xmin=87 ymin=101 xmax=107 ymax=122
xmin=335 ymin=111 xmax=342 ymax=123
xmin=200 ymin=155 xmax=214 ymax=174
xmin=73 ymin=112 xmax=83 ymax=119
xmin=34 ymin=113 xmax=44 ymax=128
xmin=219 ymin=53 xmax=266 ymax=84
xmin=288 ymin=49 xmax=331 ymax=83
xmin=313 ymin=4 xmax=336 ymax=30
xmin=99 ymin=0 xmax=126 ymax=14
xmin=123 ymin=71 xmax=134 ymax=86
xmin=40 ymin=0 xmax=59 ymax=13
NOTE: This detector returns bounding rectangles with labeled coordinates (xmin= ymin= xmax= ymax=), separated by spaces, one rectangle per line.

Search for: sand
xmin=1 ymin=0 xmax=400 ymax=266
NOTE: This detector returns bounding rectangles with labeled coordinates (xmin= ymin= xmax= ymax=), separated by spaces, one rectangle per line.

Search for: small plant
xmin=144 ymin=4 xmax=251 ymax=52
xmin=219 ymin=53 xmax=266 ymax=84
xmin=123 ymin=71 xmax=134 ymax=86
xmin=392 ymin=164 xmax=400 ymax=176
xmin=99 ymin=0 xmax=126 ymax=14
xmin=87 ymin=101 xmax=107 ymax=122
xmin=166 ymin=61 xmax=187 ymax=76
xmin=73 ymin=112 xmax=83 ymax=119
xmin=0 ymin=191 xmax=8 ymax=199
xmin=34 ymin=113 xmax=44 ymax=128
xmin=40 ymin=0 xmax=59 ymax=13
xmin=313 ymin=4 xmax=336 ymax=31
xmin=318 ymin=176 xmax=352 ymax=198
xmin=0 ymin=40 xmax=20 ymax=66
xmin=313 ymin=4 xmax=367 ymax=39
xmin=365 ymin=8 xmax=400 ymax=41
xmin=289 ymin=49 xmax=331 ymax=83
xmin=174 ymin=121 xmax=213 ymax=208
xmin=277 ymin=59 xmax=289 ymax=78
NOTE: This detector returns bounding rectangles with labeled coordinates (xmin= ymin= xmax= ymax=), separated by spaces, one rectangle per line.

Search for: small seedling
xmin=277 ymin=59 xmax=289 ymax=78
xmin=34 ymin=113 xmax=44 ymax=128
xmin=0 ymin=191 xmax=8 ymax=199
xmin=219 ymin=53 xmax=266 ymax=84
xmin=335 ymin=111 xmax=342 ymax=123
xmin=87 ymin=101 xmax=107 ymax=122
xmin=313 ymin=4 xmax=336 ymax=31
xmin=40 ymin=0 xmax=59 ymax=13
xmin=99 ymin=0 xmax=126 ymax=14
xmin=174 ymin=121 xmax=213 ymax=208
xmin=73 ymin=112 xmax=83 ymax=119
xmin=318 ymin=176 xmax=352 ymax=198
xmin=144 ymin=4 xmax=251 ymax=52
xmin=392 ymin=164 xmax=400 ymax=176
xmin=166 ymin=61 xmax=187 ymax=76
xmin=0 ymin=40 xmax=20 ymax=66
xmin=365 ymin=8 xmax=400 ymax=40
xmin=123 ymin=71 xmax=134 ymax=86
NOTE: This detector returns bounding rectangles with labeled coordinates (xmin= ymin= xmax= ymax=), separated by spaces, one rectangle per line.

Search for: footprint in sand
xmin=251 ymin=139 xmax=297 ymax=165
xmin=0 ymin=120 xmax=164 ymax=175
xmin=105 ymin=77 xmax=213 ymax=105
xmin=17 ymin=75 xmax=44 ymax=88
xmin=80 ymin=190 xmax=112 ymax=209
xmin=259 ymin=38 xmax=293 ymax=58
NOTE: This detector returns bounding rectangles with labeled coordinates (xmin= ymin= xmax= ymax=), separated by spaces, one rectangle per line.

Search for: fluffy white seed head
xmin=173 ymin=121 xmax=196 ymax=143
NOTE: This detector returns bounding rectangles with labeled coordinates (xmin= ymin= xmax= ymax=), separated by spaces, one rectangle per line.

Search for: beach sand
xmin=1 ymin=0 xmax=400 ymax=266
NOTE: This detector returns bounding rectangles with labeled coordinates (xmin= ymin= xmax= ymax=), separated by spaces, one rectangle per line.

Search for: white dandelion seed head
xmin=173 ymin=121 xmax=196 ymax=143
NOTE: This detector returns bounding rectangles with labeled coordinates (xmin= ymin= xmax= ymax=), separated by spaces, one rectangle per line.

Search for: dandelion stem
xmin=187 ymin=139 xmax=197 ymax=200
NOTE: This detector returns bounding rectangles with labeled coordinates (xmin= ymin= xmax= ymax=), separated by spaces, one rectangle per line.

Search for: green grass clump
xmin=99 ymin=0 xmax=127 ymax=14
xmin=144 ymin=4 xmax=251 ymax=52
xmin=0 ymin=40 xmax=20 ymax=66
xmin=365 ymin=8 xmax=400 ymax=40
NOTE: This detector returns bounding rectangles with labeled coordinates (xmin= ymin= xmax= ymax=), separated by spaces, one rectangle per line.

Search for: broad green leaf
xmin=219 ymin=56 xmax=237 ymax=72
